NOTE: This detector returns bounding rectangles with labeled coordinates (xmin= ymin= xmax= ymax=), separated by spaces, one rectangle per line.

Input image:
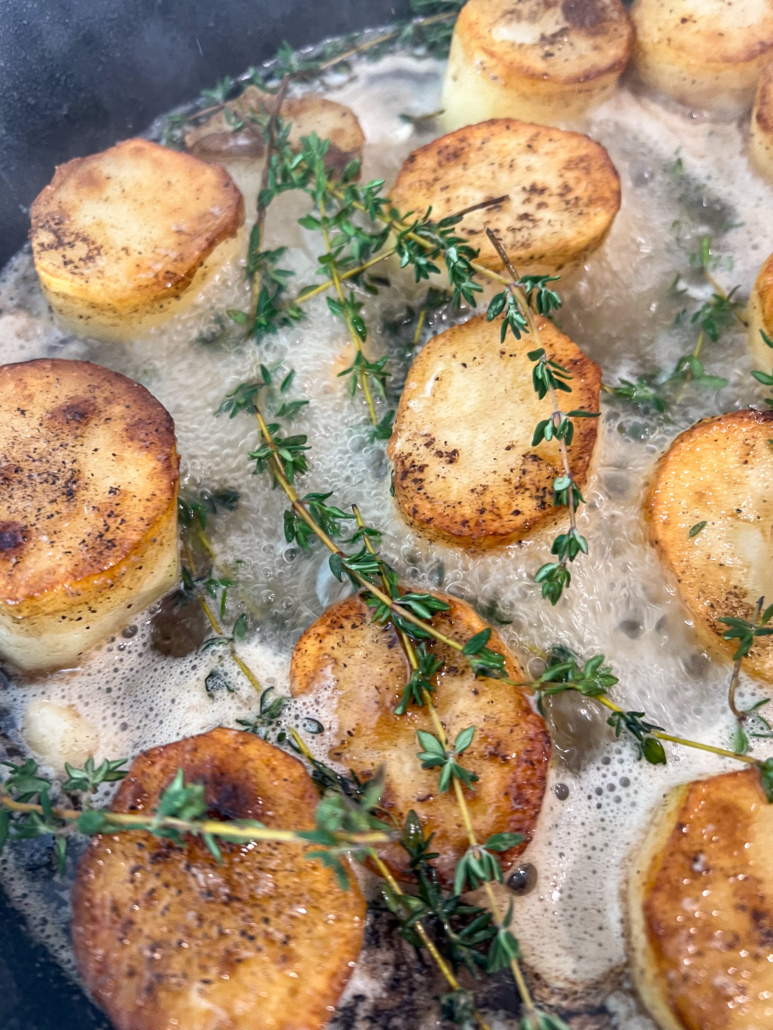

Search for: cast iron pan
xmin=0 ymin=2 xmax=406 ymax=1025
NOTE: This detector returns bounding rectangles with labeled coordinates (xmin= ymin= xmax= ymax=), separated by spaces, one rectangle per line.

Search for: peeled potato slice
xmin=291 ymin=592 xmax=550 ymax=887
xmin=748 ymin=250 xmax=773 ymax=370
xmin=30 ymin=138 xmax=244 ymax=341
xmin=0 ymin=359 xmax=180 ymax=672
xmin=751 ymin=62 xmax=773 ymax=181
xmin=442 ymin=0 xmax=634 ymax=131
xmin=387 ymin=312 xmax=601 ymax=549
xmin=630 ymin=0 xmax=773 ymax=116
xmin=72 ymin=728 xmax=366 ymax=1030
xmin=629 ymin=768 xmax=773 ymax=1030
xmin=646 ymin=409 xmax=773 ymax=683
xmin=389 ymin=118 xmax=620 ymax=276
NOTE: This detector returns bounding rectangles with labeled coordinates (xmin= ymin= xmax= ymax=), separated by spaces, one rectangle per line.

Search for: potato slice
xmin=0 ymin=359 xmax=180 ymax=672
xmin=387 ymin=312 xmax=601 ymax=549
xmin=72 ymin=728 xmax=366 ymax=1030
xmin=291 ymin=592 xmax=550 ymax=887
xmin=629 ymin=768 xmax=773 ymax=1030
xmin=646 ymin=409 xmax=773 ymax=683
xmin=748 ymin=249 xmax=773 ymax=370
xmin=442 ymin=0 xmax=634 ymax=131
xmin=389 ymin=119 xmax=620 ymax=276
xmin=630 ymin=0 xmax=773 ymax=116
xmin=751 ymin=62 xmax=773 ymax=180
xmin=185 ymin=87 xmax=365 ymax=177
xmin=30 ymin=138 xmax=244 ymax=341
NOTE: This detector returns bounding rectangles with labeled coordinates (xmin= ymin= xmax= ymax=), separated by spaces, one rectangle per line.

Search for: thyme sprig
xmin=249 ymin=413 xmax=563 ymax=1028
xmin=178 ymin=498 xmax=262 ymax=695
xmin=519 ymin=651 xmax=773 ymax=796
xmin=482 ymin=227 xmax=596 ymax=606
xmin=720 ymin=596 xmax=773 ymax=752
xmin=0 ymin=758 xmax=392 ymax=881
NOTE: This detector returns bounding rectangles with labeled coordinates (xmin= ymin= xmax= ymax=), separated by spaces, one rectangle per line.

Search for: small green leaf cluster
xmin=532 ymin=652 xmax=619 ymax=710
xmin=300 ymin=773 xmax=390 ymax=889
xmin=394 ymin=645 xmax=443 ymax=715
xmin=395 ymin=207 xmax=482 ymax=308
xmin=237 ymin=686 xmax=289 ymax=742
xmin=284 ymin=492 xmax=354 ymax=551
xmin=719 ymin=602 xmax=773 ymax=660
xmin=461 ymin=627 xmax=507 ymax=678
xmin=417 ymin=726 xmax=478 ymax=792
xmin=453 ymin=833 xmax=525 ymax=895
xmin=606 ymin=377 xmax=665 ymax=412
xmin=178 ymin=488 xmax=240 ymax=529
xmin=250 ymin=426 xmax=310 ymax=483
xmin=61 ymin=757 xmax=127 ymax=794
xmin=607 ymin=711 xmax=667 ymax=764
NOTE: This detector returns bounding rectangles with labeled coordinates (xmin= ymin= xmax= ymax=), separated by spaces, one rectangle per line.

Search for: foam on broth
xmin=1 ymin=49 xmax=773 ymax=1029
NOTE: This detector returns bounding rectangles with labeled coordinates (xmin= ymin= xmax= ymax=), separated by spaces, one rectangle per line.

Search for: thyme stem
xmin=592 ymin=695 xmax=757 ymax=765
xmin=256 ymin=408 xmax=467 ymax=652
xmin=318 ymin=195 xmax=378 ymax=423
xmin=249 ymin=74 xmax=291 ymax=323
xmin=0 ymin=788 xmax=390 ymax=846
xmin=182 ymin=538 xmax=262 ymax=694
xmin=728 ymin=596 xmax=765 ymax=720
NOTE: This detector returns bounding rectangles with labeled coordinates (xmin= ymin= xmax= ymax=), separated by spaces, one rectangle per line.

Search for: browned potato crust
xmin=186 ymin=87 xmax=365 ymax=177
xmin=0 ymin=359 xmax=180 ymax=671
xmin=30 ymin=138 xmax=244 ymax=339
xmin=388 ymin=313 xmax=601 ymax=549
xmin=748 ymin=248 xmax=773 ymax=370
xmin=646 ymin=409 xmax=773 ymax=683
xmin=389 ymin=119 xmax=621 ymax=275
xmin=442 ymin=0 xmax=634 ymax=129
xmin=631 ymin=0 xmax=773 ymax=115
xmin=291 ymin=593 xmax=550 ymax=887
xmin=630 ymin=768 xmax=773 ymax=1030
xmin=72 ymin=728 xmax=366 ymax=1030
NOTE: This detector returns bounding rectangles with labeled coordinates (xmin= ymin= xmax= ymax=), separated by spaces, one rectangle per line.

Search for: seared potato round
xmin=442 ymin=0 xmax=634 ymax=131
xmin=389 ymin=119 xmax=620 ymax=276
xmin=646 ymin=409 xmax=773 ymax=683
xmin=630 ymin=0 xmax=773 ymax=116
xmin=388 ymin=312 xmax=601 ymax=549
xmin=30 ymin=138 xmax=244 ymax=341
xmin=186 ymin=86 xmax=364 ymax=177
xmin=750 ymin=62 xmax=773 ymax=180
xmin=72 ymin=728 xmax=366 ymax=1030
xmin=748 ymin=249 xmax=773 ymax=369
xmin=291 ymin=592 xmax=550 ymax=888
xmin=0 ymin=359 xmax=179 ymax=673
xmin=629 ymin=768 xmax=773 ymax=1030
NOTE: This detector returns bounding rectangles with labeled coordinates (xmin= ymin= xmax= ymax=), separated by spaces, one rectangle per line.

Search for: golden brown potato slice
xmin=389 ymin=119 xmax=620 ymax=276
xmin=629 ymin=768 xmax=773 ymax=1030
xmin=750 ymin=62 xmax=773 ymax=180
xmin=0 ymin=359 xmax=179 ymax=672
xmin=185 ymin=86 xmax=365 ymax=177
xmin=630 ymin=0 xmax=773 ymax=116
xmin=72 ymin=728 xmax=366 ymax=1030
xmin=387 ymin=312 xmax=601 ymax=549
xmin=646 ymin=409 xmax=773 ymax=683
xmin=442 ymin=0 xmax=634 ymax=131
xmin=748 ymin=249 xmax=773 ymax=370
xmin=291 ymin=592 xmax=550 ymax=887
xmin=30 ymin=138 xmax=244 ymax=341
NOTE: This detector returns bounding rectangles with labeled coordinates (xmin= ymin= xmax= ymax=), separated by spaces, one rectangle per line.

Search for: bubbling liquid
xmin=1 ymin=48 xmax=773 ymax=1030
